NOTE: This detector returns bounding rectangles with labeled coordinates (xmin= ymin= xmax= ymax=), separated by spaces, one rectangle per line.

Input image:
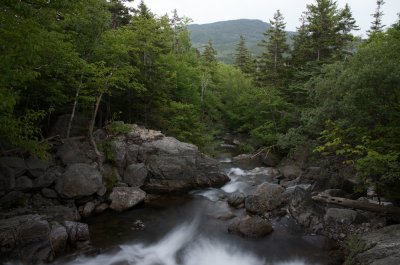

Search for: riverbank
xmin=1 ymin=124 xmax=399 ymax=264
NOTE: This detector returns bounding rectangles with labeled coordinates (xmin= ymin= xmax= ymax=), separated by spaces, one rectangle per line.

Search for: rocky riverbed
xmin=1 ymin=124 xmax=399 ymax=264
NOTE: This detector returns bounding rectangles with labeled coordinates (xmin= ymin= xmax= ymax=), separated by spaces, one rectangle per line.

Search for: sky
xmin=130 ymin=0 xmax=400 ymax=37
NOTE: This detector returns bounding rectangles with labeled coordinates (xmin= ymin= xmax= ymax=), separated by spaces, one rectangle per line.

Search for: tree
xmin=368 ymin=0 xmax=386 ymax=35
xmin=294 ymin=0 xmax=358 ymax=64
xmin=257 ymin=10 xmax=289 ymax=87
xmin=202 ymin=40 xmax=218 ymax=64
xmin=234 ymin=35 xmax=253 ymax=74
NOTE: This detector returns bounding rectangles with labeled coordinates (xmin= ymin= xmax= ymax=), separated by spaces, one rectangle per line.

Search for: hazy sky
xmin=131 ymin=0 xmax=400 ymax=37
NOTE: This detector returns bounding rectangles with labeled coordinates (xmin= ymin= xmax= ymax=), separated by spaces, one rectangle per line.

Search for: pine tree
xmin=234 ymin=35 xmax=253 ymax=74
xmin=202 ymin=40 xmax=217 ymax=64
xmin=292 ymin=0 xmax=358 ymax=64
xmin=257 ymin=10 xmax=289 ymax=85
xmin=368 ymin=0 xmax=386 ymax=35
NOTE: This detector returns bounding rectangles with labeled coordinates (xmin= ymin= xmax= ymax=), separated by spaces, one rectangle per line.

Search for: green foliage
xmin=106 ymin=121 xmax=132 ymax=135
xmin=98 ymin=140 xmax=115 ymax=163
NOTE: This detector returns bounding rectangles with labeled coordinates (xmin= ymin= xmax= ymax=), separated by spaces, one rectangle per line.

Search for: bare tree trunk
xmin=312 ymin=194 xmax=400 ymax=216
xmin=88 ymin=93 xmax=104 ymax=171
xmin=66 ymin=75 xmax=83 ymax=138
xmin=201 ymin=72 xmax=209 ymax=102
xmin=274 ymin=43 xmax=278 ymax=71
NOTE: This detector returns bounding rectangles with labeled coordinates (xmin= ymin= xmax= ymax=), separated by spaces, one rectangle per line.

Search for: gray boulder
xmin=123 ymin=163 xmax=148 ymax=187
xmin=324 ymin=208 xmax=365 ymax=225
xmin=63 ymin=221 xmax=90 ymax=247
xmin=32 ymin=166 xmax=61 ymax=189
xmin=227 ymin=191 xmax=245 ymax=208
xmin=245 ymin=182 xmax=284 ymax=214
xmin=356 ymin=224 xmax=400 ymax=265
xmin=278 ymin=163 xmax=303 ymax=180
xmin=139 ymin=137 xmax=228 ymax=193
xmin=55 ymin=163 xmax=103 ymax=199
xmin=109 ymin=187 xmax=146 ymax=212
xmin=0 ymin=214 xmax=49 ymax=250
xmin=126 ymin=144 xmax=140 ymax=164
xmin=15 ymin=176 xmax=33 ymax=192
xmin=26 ymin=157 xmax=50 ymax=178
xmin=228 ymin=215 xmax=273 ymax=238
xmin=95 ymin=203 xmax=109 ymax=214
xmin=49 ymin=224 xmax=68 ymax=256
xmin=38 ymin=205 xmax=80 ymax=222
xmin=127 ymin=125 xmax=164 ymax=143
xmin=110 ymin=139 xmax=127 ymax=173
xmin=82 ymin=201 xmax=96 ymax=218
xmin=56 ymin=139 xmax=92 ymax=165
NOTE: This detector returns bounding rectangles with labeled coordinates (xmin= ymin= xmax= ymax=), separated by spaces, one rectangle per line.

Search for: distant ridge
xmin=188 ymin=19 xmax=294 ymax=64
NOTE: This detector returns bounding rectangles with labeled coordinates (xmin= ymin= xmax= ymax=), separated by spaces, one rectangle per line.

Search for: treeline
xmin=227 ymin=0 xmax=400 ymax=201
xmin=1 ymin=0 xmax=399 ymax=199
xmin=0 ymin=0 xmax=225 ymax=155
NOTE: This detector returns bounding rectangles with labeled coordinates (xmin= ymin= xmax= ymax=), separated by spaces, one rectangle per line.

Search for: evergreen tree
xmin=234 ymin=35 xmax=253 ymax=74
xmin=292 ymin=0 xmax=358 ymax=64
xmin=257 ymin=10 xmax=289 ymax=86
xmin=368 ymin=0 xmax=386 ymax=36
xmin=202 ymin=40 xmax=218 ymax=64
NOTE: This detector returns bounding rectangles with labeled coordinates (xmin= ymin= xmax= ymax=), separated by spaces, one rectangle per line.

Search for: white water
xmin=55 ymin=221 xmax=314 ymax=265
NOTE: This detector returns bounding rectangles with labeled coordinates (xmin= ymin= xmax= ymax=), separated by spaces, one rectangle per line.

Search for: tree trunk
xmin=88 ymin=93 xmax=104 ymax=172
xmin=312 ymin=193 xmax=400 ymax=216
xmin=66 ymin=76 xmax=83 ymax=138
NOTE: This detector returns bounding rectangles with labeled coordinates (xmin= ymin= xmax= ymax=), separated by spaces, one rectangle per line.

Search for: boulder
xmin=228 ymin=215 xmax=273 ymax=238
xmin=288 ymin=186 xmax=323 ymax=231
xmin=109 ymin=187 xmax=146 ymax=212
xmin=356 ymin=224 xmax=400 ymax=265
xmin=245 ymin=182 xmax=284 ymax=214
xmin=82 ymin=201 xmax=96 ymax=218
xmin=140 ymin=137 xmax=228 ymax=193
xmin=126 ymin=125 xmax=164 ymax=143
xmin=0 ymin=157 xmax=27 ymax=177
xmin=282 ymin=184 xmax=312 ymax=203
xmin=49 ymin=224 xmax=68 ymax=256
xmin=0 ymin=214 xmax=49 ymax=250
xmin=55 ymin=163 xmax=103 ymax=199
xmin=324 ymin=208 xmax=365 ymax=225
xmin=227 ymin=191 xmax=246 ymax=208
xmin=32 ymin=166 xmax=61 ymax=189
xmin=126 ymin=144 xmax=140 ymax=164
xmin=110 ymin=139 xmax=127 ymax=173
xmin=56 ymin=139 xmax=92 ymax=165
xmin=38 ymin=205 xmax=80 ymax=222
xmin=278 ymin=163 xmax=303 ymax=180
xmin=26 ymin=157 xmax=50 ymax=178
xmin=123 ymin=163 xmax=148 ymax=187
xmin=95 ymin=203 xmax=109 ymax=214
xmin=15 ymin=176 xmax=33 ymax=192
xmin=63 ymin=221 xmax=90 ymax=247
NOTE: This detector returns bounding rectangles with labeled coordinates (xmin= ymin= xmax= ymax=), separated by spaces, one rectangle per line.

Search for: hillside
xmin=189 ymin=19 xmax=270 ymax=63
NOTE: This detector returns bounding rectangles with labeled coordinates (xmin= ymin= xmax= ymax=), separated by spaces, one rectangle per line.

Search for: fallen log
xmin=312 ymin=193 xmax=400 ymax=216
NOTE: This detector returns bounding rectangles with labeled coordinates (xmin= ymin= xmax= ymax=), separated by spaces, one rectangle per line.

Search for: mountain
xmin=188 ymin=19 xmax=294 ymax=64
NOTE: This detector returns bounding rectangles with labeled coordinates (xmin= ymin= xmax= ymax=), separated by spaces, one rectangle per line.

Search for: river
xmin=54 ymin=147 xmax=338 ymax=265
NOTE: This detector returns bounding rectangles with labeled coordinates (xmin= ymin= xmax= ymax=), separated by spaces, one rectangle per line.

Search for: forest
xmin=1 ymin=0 xmax=400 ymax=201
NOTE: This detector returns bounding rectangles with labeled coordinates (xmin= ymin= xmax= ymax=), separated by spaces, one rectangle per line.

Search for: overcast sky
xmin=131 ymin=0 xmax=399 ymax=37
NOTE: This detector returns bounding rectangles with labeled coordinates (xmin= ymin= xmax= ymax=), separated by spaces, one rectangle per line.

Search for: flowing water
xmin=54 ymin=148 xmax=338 ymax=265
